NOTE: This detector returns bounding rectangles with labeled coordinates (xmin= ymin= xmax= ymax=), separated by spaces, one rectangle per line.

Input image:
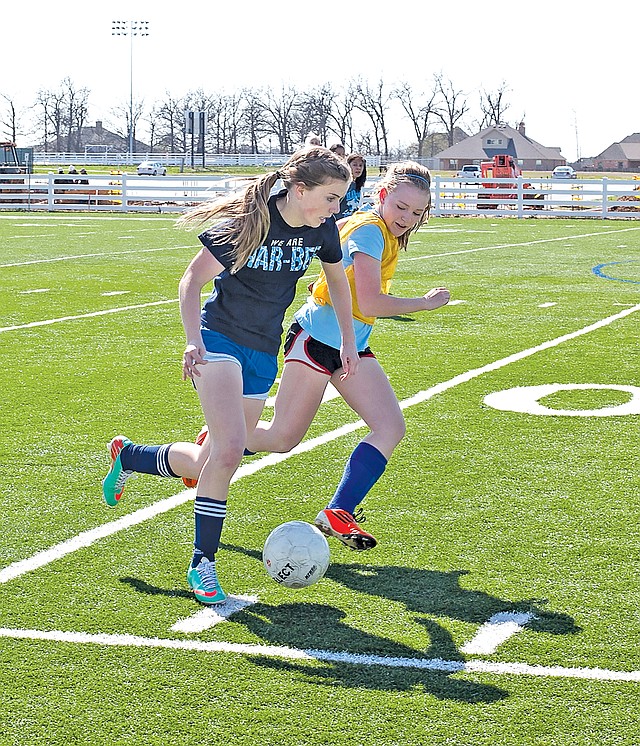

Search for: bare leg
xmin=168 ymin=441 xmax=205 ymax=480
xmin=312 ymin=358 xmax=403 ymax=550
xmin=192 ymin=361 xmax=248 ymax=501
xmin=168 ymin=393 xmax=264 ymax=481
xmin=331 ymin=357 xmax=405 ymax=459
xmin=246 ymin=361 xmax=330 ymax=454
xmin=186 ymin=361 xmax=266 ymax=602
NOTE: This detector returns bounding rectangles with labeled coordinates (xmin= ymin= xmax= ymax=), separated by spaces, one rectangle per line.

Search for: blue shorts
xmin=200 ymin=329 xmax=278 ymax=400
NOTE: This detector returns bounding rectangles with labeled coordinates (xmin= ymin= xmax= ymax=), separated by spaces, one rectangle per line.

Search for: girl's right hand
xmin=422 ymin=287 xmax=451 ymax=310
xmin=182 ymin=342 xmax=207 ymax=380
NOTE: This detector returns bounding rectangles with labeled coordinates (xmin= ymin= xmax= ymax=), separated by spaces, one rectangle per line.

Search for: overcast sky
xmin=3 ymin=0 xmax=638 ymax=161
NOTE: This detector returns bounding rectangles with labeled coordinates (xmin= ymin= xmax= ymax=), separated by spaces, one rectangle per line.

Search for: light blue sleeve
xmin=346 ymin=224 xmax=384 ymax=262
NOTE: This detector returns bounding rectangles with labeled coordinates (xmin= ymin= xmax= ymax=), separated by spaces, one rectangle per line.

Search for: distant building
xmin=36 ymin=121 xmax=149 ymax=153
xmin=593 ymin=134 xmax=640 ymax=172
xmin=434 ymin=122 xmax=566 ymax=171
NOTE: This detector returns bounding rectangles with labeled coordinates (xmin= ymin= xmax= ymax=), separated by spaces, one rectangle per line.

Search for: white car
xmin=137 ymin=161 xmax=167 ymax=176
xmin=552 ymin=165 xmax=577 ymax=179
xmin=456 ymin=164 xmax=482 ymax=181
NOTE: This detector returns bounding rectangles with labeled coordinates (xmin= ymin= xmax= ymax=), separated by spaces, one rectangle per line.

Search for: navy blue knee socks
xmin=192 ymin=497 xmax=227 ymax=565
xmin=327 ymin=442 xmax=387 ymax=515
xmin=120 ymin=443 xmax=178 ymax=478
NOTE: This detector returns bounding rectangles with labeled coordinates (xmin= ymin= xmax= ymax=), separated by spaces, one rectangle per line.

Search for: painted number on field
xmin=484 ymin=384 xmax=640 ymax=417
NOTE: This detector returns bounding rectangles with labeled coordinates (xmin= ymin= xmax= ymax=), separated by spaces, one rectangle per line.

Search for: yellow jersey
xmin=309 ymin=210 xmax=400 ymax=325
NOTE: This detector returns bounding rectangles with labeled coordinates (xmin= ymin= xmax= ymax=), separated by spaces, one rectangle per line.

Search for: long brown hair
xmin=177 ymin=146 xmax=351 ymax=272
xmin=374 ymin=161 xmax=432 ymax=250
xmin=347 ymin=152 xmax=367 ymax=191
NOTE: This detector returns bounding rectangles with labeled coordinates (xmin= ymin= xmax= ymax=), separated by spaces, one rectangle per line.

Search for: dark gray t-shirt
xmin=199 ymin=192 xmax=342 ymax=355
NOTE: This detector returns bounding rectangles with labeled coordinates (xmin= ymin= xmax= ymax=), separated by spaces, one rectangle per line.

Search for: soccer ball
xmin=262 ymin=520 xmax=330 ymax=589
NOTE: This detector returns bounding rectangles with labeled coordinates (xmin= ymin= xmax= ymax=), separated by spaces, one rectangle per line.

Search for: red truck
xmin=477 ymin=154 xmax=544 ymax=210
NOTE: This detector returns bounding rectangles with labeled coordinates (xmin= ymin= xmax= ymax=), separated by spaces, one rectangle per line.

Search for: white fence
xmin=0 ymin=173 xmax=247 ymax=213
xmin=32 ymin=152 xmax=386 ymax=168
xmin=432 ymin=176 xmax=640 ymax=219
xmin=1 ymin=173 xmax=639 ymax=219
xmin=34 ymin=152 xmax=292 ymax=168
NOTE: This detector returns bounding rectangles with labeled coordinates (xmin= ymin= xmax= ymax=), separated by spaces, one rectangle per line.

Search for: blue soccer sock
xmin=193 ymin=497 xmax=227 ymax=563
xmin=120 ymin=443 xmax=178 ymax=478
xmin=327 ymin=442 xmax=388 ymax=515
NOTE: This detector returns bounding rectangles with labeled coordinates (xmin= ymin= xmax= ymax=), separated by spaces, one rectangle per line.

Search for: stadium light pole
xmin=111 ymin=20 xmax=150 ymax=164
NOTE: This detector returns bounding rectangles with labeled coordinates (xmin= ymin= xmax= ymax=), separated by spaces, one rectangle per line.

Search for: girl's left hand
xmin=339 ymin=341 xmax=360 ymax=381
xmin=422 ymin=287 xmax=450 ymax=310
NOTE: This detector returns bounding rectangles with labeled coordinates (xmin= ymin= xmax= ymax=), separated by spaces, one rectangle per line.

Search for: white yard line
xmin=0 ymin=491 xmax=196 ymax=584
xmin=4 ymin=224 xmax=637 ymax=270
xmin=0 ymin=244 xmax=193 ymax=268
xmin=460 ymin=612 xmax=535 ymax=654
xmin=396 ymin=303 xmax=640 ymax=410
xmin=0 ymin=626 xmax=638 ymax=682
xmin=170 ymin=595 xmax=259 ymax=633
xmin=0 ymin=299 xmax=180 ymax=334
xmin=403 ymin=225 xmax=640 ymax=262
xmin=2 ymin=302 xmax=638 ymax=586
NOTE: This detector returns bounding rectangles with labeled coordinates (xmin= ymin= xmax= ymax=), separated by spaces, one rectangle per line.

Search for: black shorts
xmin=283 ymin=322 xmax=375 ymax=375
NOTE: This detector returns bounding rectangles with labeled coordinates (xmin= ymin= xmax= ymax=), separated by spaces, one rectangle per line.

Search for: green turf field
xmin=0 ymin=213 xmax=638 ymax=745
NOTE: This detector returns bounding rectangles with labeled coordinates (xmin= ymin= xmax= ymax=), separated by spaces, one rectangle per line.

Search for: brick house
xmin=593 ymin=134 xmax=640 ymax=172
xmin=434 ymin=122 xmax=566 ymax=171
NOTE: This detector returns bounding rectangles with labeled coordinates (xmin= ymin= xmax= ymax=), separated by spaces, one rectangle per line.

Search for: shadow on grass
xmin=119 ymin=544 xmax=579 ymax=701
xmin=378 ymin=314 xmax=415 ymax=322
xmin=240 ymin=601 xmax=506 ymax=701
xmin=325 ymin=563 xmax=581 ymax=638
xmin=120 ymin=576 xmax=193 ymax=600
xmin=212 ymin=543 xmax=580 ymax=700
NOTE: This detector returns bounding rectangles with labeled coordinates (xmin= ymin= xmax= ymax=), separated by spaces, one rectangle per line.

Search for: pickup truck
xmin=456 ymin=164 xmax=482 ymax=180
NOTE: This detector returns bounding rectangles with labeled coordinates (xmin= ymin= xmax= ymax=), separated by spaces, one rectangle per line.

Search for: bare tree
xmin=153 ymin=92 xmax=187 ymax=153
xmin=354 ymin=130 xmax=375 ymax=155
xmin=61 ymin=77 xmax=89 ymax=152
xmin=198 ymin=90 xmax=245 ymax=154
xmin=435 ymin=74 xmax=470 ymax=147
xmin=395 ymin=80 xmax=440 ymax=158
xmin=353 ymin=78 xmax=391 ymax=156
xmin=31 ymin=79 xmax=90 ymax=151
xmin=478 ymin=81 xmax=511 ymax=129
xmin=327 ymin=83 xmax=356 ymax=150
xmin=260 ymin=86 xmax=300 ymax=153
xmin=291 ymin=84 xmax=335 ymax=146
xmin=239 ymin=89 xmax=268 ymax=153
xmin=0 ymin=93 xmax=22 ymax=142
xmin=110 ymin=97 xmax=145 ymax=152
xmin=218 ymin=92 xmax=245 ymax=154
xmin=34 ymin=86 xmax=66 ymax=151
xmin=32 ymin=90 xmax=52 ymax=151
xmin=145 ymin=104 xmax=161 ymax=152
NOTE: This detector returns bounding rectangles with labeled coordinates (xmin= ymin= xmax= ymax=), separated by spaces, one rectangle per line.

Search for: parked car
xmin=137 ymin=161 xmax=167 ymax=176
xmin=456 ymin=164 xmax=482 ymax=180
xmin=551 ymin=165 xmax=577 ymax=179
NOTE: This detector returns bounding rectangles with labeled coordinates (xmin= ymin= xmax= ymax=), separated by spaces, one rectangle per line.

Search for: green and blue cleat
xmin=187 ymin=556 xmax=227 ymax=605
xmin=102 ymin=435 xmax=134 ymax=507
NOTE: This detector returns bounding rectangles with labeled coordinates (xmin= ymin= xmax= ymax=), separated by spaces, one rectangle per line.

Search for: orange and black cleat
xmin=314 ymin=508 xmax=377 ymax=551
